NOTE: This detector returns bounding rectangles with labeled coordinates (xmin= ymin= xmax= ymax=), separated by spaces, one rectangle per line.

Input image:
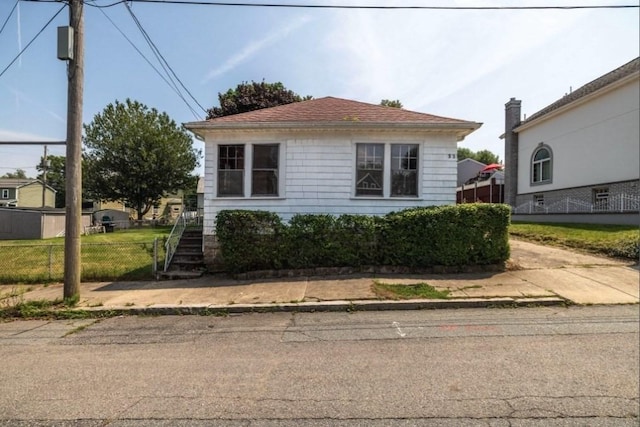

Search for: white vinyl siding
xmin=202 ymin=134 xmax=458 ymax=235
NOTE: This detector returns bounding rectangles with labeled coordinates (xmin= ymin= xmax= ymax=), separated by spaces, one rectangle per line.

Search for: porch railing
xmin=164 ymin=212 xmax=187 ymax=272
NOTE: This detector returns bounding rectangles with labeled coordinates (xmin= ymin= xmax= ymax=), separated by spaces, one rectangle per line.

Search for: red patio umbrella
xmin=481 ymin=163 xmax=503 ymax=172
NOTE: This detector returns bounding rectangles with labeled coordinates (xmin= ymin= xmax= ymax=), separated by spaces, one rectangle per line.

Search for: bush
xmin=215 ymin=210 xmax=284 ymax=273
xmin=215 ymin=204 xmax=511 ymax=273
xmin=380 ymin=204 xmax=510 ymax=266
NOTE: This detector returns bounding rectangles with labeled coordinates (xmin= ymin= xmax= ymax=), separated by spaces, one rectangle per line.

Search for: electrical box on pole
xmin=57 ymin=26 xmax=74 ymax=61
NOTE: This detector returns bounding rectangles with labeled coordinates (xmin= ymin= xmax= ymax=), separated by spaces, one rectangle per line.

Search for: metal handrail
xmin=164 ymin=212 xmax=187 ymax=272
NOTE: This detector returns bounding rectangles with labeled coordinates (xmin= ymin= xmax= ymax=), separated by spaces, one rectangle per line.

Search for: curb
xmin=76 ymin=297 xmax=568 ymax=316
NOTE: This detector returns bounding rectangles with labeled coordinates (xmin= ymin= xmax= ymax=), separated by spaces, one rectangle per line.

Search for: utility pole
xmin=41 ymin=145 xmax=48 ymax=208
xmin=64 ymin=0 xmax=84 ymax=299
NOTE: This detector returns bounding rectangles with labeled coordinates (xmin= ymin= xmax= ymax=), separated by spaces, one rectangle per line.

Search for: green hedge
xmin=215 ymin=204 xmax=511 ymax=273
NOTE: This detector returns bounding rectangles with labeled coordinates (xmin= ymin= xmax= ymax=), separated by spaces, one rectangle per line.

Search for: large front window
xmin=356 ymin=144 xmax=384 ymax=196
xmin=218 ymin=145 xmax=244 ymax=197
xmin=532 ymin=146 xmax=552 ymax=184
xmin=217 ymin=144 xmax=280 ymax=197
xmin=252 ymin=144 xmax=279 ymax=196
xmin=355 ymin=143 xmax=420 ymax=197
xmin=391 ymin=144 xmax=418 ymax=196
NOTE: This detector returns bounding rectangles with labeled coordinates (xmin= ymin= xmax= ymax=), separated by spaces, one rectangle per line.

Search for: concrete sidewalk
xmin=5 ymin=240 xmax=639 ymax=314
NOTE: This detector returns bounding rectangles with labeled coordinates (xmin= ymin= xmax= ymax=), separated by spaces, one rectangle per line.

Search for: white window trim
xmin=214 ymin=141 xmax=285 ymax=199
xmin=1 ymin=189 xmax=8 ymax=199
xmin=531 ymin=144 xmax=553 ymax=185
xmin=352 ymin=141 xmax=421 ymax=199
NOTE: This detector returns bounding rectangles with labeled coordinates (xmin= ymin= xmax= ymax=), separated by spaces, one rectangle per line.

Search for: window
xmin=218 ymin=145 xmax=244 ymax=197
xmin=252 ymin=144 xmax=279 ymax=196
xmin=356 ymin=144 xmax=384 ymax=196
xmin=532 ymin=146 xmax=552 ymax=184
xmin=391 ymin=144 xmax=418 ymax=196
xmin=534 ymin=194 xmax=545 ymax=206
xmin=593 ymin=188 xmax=609 ymax=211
xmin=1 ymin=189 xmax=7 ymax=199
xmin=217 ymin=144 xmax=280 ymax=198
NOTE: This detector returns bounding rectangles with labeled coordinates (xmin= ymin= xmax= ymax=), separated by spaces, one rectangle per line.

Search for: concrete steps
xmin=160 ymin=227 xmax=205 ymax=279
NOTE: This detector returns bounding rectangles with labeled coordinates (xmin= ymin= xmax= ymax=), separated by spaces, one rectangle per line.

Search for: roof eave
xmin=184 ymin=121 xmax=482 ymax=141
xmin=514 ymin=70 xmax=639 ymax=133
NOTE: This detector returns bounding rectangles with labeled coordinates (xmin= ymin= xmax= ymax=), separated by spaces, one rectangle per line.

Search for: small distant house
xmin=503 ymin=57 xmax=639 ymax=224
xmin=0 ymin=179 xmax=56 ymax=208
xmin=457 ymin=158 xmax=486 ymax=187
xmin=185 ymin=96 xmax=481 ymax=264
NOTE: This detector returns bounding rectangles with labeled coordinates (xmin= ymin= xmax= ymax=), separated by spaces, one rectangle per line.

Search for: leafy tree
xmin=83 ymin=99 xmax=201 ymax=220
xmin=36 ymin=155 xmax=66 ymax=208
xmin=475 ymin=149 xmax=501 ymax=165
xmin=380 ymin=99 xmax=403 ymax=108
xmin=207 ymin=81 xmax=311 ymax=119
xmin=1 ymin=169 xmax=29 ymax=179
xmin=457 ymin=147 xmax=474 ymax=161
xmin=457 ymin=148 xmax=500 ymax=165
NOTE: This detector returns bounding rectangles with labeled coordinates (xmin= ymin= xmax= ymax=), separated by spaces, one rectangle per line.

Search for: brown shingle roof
xmin=521 ymin=57 xmax=640 ymax=125
xmin=200 ymin=96 xmax=473 ymax=125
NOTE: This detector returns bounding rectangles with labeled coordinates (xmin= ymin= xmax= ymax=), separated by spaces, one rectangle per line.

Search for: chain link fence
xmin=0 ymin=240 xmax=164 ymax=284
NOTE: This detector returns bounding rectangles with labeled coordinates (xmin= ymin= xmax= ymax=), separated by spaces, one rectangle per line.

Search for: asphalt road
xmin=1 ymin=306 xmax=638 ymax=426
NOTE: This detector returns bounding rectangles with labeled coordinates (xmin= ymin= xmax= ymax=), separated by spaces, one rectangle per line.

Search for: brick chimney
xmin=504 ymin=98 xmax=521 ymax=208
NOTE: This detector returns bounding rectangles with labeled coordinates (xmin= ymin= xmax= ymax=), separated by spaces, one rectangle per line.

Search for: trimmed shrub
xmin=215 ymin=210 xmax=284 ymax=273
xmin=215 ymin=204 xmax=511 ymax=273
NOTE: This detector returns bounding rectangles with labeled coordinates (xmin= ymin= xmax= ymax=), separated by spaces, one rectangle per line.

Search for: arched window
xmin=532 ymin=145 xmax=552 ymax=184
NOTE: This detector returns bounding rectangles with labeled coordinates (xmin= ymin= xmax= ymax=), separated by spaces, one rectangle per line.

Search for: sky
xmin=0 ymin=0 xmax=638 ymax=178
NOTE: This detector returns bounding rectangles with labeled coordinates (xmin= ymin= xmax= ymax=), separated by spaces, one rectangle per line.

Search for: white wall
xmin=517 ymin=77 xmax=639 ymax=195
xmin=202 ymin=129 xmax=459 ymax=235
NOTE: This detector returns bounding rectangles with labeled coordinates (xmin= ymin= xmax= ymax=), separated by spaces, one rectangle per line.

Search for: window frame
xmin=251 ymin=144 xmax=280 ymax=197
xmin=390 ymin=144 xmax=419 ymax=197
xmin=354 ymin=142 xmax=421 ymax=199
xmin=217 ymin=144 xmax=245 ymax=197
xmin=355 ymin=143 xmax=385 ymax=197
xmin=215 ymin=142 xmax=283 ymax=199
xmin=531 ymin=144 xmax=553 ymax=185
xmin=1 ymin=189 xmax=8 ymax=199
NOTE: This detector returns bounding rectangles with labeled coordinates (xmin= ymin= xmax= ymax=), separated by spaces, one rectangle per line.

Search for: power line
xmin=96 ymin=6 xmax=192 ymax=105
xmin=0 ymin=4 xmax=66 ymax=79
xmin=21 ymin=0 xmax=640 ymax=9
xmin=123 ymin=1 xmax=206 ymax=118
xmin=0 ymin=0 xmax=20 ymax=37
xmin=80 ymin=0 xmax=640 ymax=10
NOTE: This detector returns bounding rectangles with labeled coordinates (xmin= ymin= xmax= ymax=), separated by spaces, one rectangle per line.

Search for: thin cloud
xmin=325 ymin=6 xmax=586 ymax=110
xmin=6 ymin=86 xmax=65 ymax=123
xmin=202 ymin=15 xmax=312 ymax=83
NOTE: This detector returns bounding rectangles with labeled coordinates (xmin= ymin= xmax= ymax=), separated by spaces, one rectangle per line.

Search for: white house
xmin=185 ymin=96 xmax=481 ymax=260
xmin=504 ymin=57 xmax=639 ymax=223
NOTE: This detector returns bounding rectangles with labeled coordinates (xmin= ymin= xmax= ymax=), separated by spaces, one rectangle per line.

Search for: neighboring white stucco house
xmin=503 ymin=57 xmax=639 ymax=223
xmin=185 ymin=96 xmax=481 ymax=259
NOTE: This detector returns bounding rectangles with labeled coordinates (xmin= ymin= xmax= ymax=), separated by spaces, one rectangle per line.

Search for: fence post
xmin=48 ymin=245 xmax=53 ymax=281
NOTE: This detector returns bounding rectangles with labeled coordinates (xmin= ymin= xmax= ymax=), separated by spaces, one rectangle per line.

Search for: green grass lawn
xmin=0 ymin=226 xmax=172 ymax=283
xmin=509 ymin=222 xmax=639 ymax=260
